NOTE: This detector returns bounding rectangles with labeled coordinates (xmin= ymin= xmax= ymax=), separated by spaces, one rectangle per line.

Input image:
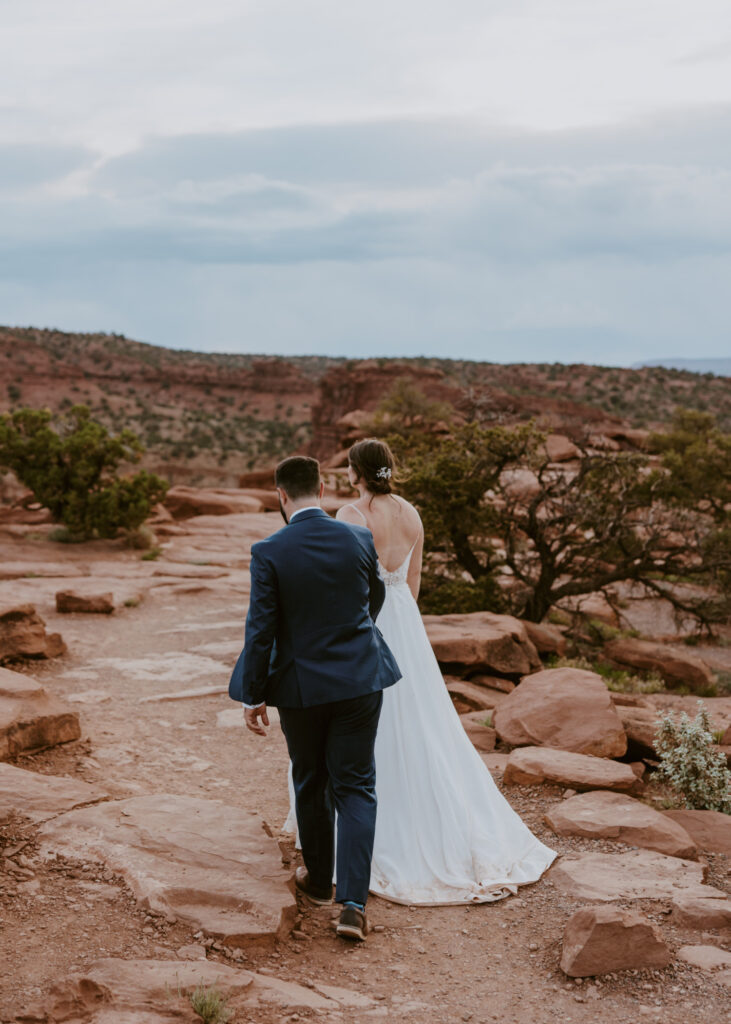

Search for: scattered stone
xmin=521 ymin=620 xmax=567 ymax=657
xmin=446 ymin=678 xmax=499 ymax=713
xmin=423 ymin=612 xmax=541 ymax=677
xmin=604 ymin=637 xmax=714 ymax=692
xmin=55 ymin=589 xmax=115 ymax=614
xmin=500 ymin=468 xmax=541 ymax=501
xmin=0 ymin=763 xmax=107 ymax=823
xmin=39 ymin=794 xmax=297 ymax=944
xmin=560 ymin=592 xmax=619 ymax=627
xmin=663 ymin=809 xmax=731 ymax=856
xmin=615 ymin=704 xmax=660 ymax=758
xmin=677 ymin=945 xmax=731 ymax=971
xmin=494 ymin=668 xmax=627 ymax=757
xmin=545 ymin=791 xmax=698 ymax=859
xmin=560 ymin=905 xmax=671 ymax=977
xmin=504 ymin=747 xmax=637 ymax=792
xmin=0 ymin=666 xmax=81 ymax=759
xmin=544 ymin=434 xmax=581 ymax=463
xmin=550 ymin=849 xmax=726 ymax=902
xmin=0 ymin=603 xmax=66 ymax=663
xmin=671 ymin=895 xmax=731 ymax=930
xmin=459 ymin=711 xmax=497 ymax=752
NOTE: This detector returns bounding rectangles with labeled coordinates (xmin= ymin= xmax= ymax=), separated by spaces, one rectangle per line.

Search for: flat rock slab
xmin=671 ymin=895 xmax=731 ymax=930
xmin=550 ymin=849 xmax=727 ymax=902
xmin=35 ymin=957 xmax=374 ymax=1022
xmin=677 ymin=945 xmax=731 ymax=971
xmin=0 ymin=666 xmax=80 ymax=759
xmin=423 ymin=611 xmax=541 ymax=676
xmin=663 ymin=809 xmax=731 ymax=856
xmin=494 ymin=668 xmax=627 ymax=758
xmin=560 ymin=905 xmax=671 ymax=977
xmin=38 ymin=794 xmax=297 ymax=945
xmin=0 ymin=562 xmax=84 ymax=580
xmin=504 ymin=747 xmax=637 ymax=792
xmin=545 ymin=791 xmax=698 ymax=859
xmin=0 ymin=762 xmax=107 ymax=823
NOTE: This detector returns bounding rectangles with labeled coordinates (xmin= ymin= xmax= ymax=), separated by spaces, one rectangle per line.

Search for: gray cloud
xmin=2 ymin=108 xmax=731 ymax=363
xmin=0 ymin=142 xmax=96 ymax=189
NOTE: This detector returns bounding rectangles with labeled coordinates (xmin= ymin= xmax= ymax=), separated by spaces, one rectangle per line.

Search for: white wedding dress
xmin=285 ymin=539 xmax=557 ymax=905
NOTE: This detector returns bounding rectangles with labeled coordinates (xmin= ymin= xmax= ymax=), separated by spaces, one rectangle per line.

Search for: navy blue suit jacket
xmin=229 ymin=507 xmax=401 ymax=708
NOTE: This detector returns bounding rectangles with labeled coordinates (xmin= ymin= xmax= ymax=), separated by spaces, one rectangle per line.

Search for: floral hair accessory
xmin=376 ymin=466 xmax=392 ymax=480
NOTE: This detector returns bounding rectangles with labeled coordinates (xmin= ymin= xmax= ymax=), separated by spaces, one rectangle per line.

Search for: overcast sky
xmin=1 ymin=1 xmax=730 ymax=364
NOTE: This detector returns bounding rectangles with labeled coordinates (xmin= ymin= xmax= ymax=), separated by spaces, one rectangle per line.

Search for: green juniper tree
xmin=0 ymin=405 xmax=168 ymax=540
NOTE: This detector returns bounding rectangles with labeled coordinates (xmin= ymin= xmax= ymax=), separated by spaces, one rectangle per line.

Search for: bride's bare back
xmin=337 ymin=493 xmax=424 ymax=600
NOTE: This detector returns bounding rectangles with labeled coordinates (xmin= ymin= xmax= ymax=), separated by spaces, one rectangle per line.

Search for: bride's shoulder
xmin=336 ymin=502 xmax=368 ymax=526
xmin=392 ymin=493 xmax=421 ymax=522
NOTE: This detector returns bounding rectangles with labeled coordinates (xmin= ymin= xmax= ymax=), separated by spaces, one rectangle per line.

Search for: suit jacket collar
xmin=288 ymin=507 xmax=330 ymax=525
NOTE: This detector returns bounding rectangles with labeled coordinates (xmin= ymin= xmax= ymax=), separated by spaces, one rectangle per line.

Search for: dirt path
xmin=1 ymin=526 xmax=730 ymax=1023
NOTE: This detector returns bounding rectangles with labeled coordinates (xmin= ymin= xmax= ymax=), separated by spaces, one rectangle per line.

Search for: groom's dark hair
xmin=275 ymin=456 xmax=322 ymax=499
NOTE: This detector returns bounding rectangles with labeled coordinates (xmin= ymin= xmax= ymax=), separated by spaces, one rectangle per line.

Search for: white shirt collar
xmin=289 ymin=505 xmax=322 ymax=523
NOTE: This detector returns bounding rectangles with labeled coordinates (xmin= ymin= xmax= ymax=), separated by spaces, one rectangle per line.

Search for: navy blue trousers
xmin=278 ymin=690 xmax=383 ymax=907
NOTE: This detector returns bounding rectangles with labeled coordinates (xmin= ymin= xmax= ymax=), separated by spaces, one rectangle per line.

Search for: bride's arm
xmin=407 ymin=524 xmax=424 ymax=601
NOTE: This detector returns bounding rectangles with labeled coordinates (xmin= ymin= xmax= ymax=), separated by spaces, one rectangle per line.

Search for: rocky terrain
xmin=2 ymin=327 xmax=729 ymax=485
xmin=1 ymin=493 xmax=730 ymax=1024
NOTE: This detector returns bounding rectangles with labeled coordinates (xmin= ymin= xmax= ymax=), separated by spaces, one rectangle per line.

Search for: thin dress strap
xmin=345 ymin=503 xmax=369 ymax=525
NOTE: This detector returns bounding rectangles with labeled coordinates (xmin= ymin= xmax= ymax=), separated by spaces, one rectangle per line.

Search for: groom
xmin=229 ymin=456 xmax=400 ymax=941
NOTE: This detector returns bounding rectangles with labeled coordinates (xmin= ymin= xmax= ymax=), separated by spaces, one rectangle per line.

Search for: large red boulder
xmin=560 ymin=906 xmax=671 ymax=977
xmin=504 ymin=747 xmax=637 ymax=792
xmin=545 ymin=791 xmax=698 ymax=859
xmin=423 ymin=612 xmax=541 ymax=678
xmin=494 ymin=668 xmax=627 ymax=757
xmin=663 ymin=809 xmax=731 ymax=857
xmin=604 ymin=637 xmax=714 ymax=692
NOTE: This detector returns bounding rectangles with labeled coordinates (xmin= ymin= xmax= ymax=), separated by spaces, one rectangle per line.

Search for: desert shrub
xmin=418 ymin=573 xmax=505 ymax=615
xmin=655 ymin=703 xmax=731 ymax=812
xmin=548 ymin=655 xmax=666 ymax=694
xmin=0 ymin=405 xmax=168 ymax=541
xmin=188 ymin=984 xmax=232 ymax=1024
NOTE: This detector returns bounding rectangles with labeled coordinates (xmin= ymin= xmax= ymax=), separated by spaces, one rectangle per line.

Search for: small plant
xmin=481 ymin=712 xmax=494 ymax=728
xmin=547 ymin=656 xmax=666 ymax=694
xmin=126 ymin=524 xmax=158 ymax=550
xmin=141 ymin=547 xmax=162 ymax=561
xmin=123 ymin=597 xmax=140 ymax=608
xmin=188 ymin=984 xmax=232 ymax=1024
xmin=655 ymin=702 xmax=731 ymax=813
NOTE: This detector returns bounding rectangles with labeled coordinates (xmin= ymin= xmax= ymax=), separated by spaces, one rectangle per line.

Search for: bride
xmin=287 ymin=437 xmax=556 ymax=905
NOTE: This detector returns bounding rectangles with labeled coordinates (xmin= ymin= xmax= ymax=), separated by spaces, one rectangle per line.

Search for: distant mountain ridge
xmin=633 ymin=357 xmax=731 ymax=376
xmin=1 ymin=327 xmax=730 ymax=487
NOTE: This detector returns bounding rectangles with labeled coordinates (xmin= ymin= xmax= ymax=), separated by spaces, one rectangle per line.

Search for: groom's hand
xmin=244 ymin=703 xmax=270 ymax=736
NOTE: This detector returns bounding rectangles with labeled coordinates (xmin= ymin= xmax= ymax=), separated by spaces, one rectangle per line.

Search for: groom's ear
xmin=318 ymin=480 xmax=325 ymax=499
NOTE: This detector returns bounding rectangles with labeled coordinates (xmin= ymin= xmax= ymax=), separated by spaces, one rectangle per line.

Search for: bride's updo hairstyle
xmin=348 ymin=438 xmax=397 ymax=496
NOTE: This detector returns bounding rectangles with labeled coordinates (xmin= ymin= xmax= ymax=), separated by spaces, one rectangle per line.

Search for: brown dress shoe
xmin=294 ymin=866 xmax=333 ymax=906
xmin=336 ymin=905 xmax=368 ymax=941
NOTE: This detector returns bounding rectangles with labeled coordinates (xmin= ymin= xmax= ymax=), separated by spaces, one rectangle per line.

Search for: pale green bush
xmin=655 ymin=702 xmax=731 ymax=813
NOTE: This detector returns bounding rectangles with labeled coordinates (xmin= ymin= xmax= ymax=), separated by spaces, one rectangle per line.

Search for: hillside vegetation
xmin=1 ymin=326 xmax=729 ymax=485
